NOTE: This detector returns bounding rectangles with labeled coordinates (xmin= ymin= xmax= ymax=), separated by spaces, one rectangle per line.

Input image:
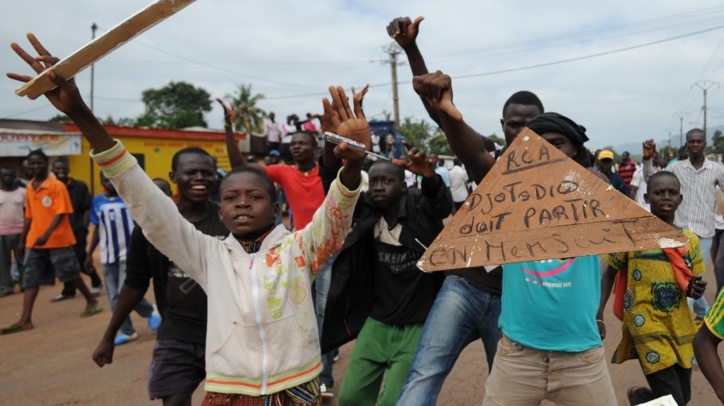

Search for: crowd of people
xmin=2 ymin=15 xmax=724 ymax=406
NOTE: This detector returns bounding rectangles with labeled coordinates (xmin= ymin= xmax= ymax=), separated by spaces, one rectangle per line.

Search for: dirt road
xmin=0 ymin=267 xmax=721 ymax=405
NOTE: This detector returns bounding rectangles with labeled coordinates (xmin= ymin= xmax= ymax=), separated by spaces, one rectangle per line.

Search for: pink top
xmin=0 ymin=188 xmax=26 ymax=235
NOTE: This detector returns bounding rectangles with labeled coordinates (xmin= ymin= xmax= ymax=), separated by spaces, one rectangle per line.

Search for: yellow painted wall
xmin=67 ymin=136 xmax=233 ymax=195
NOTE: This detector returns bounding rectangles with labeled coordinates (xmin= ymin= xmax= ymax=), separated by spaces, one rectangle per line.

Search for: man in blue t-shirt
xmin=408 ymin=64 xmax=618 ymax=405
xmin=87 ymin=173 xmax=160 ymax=345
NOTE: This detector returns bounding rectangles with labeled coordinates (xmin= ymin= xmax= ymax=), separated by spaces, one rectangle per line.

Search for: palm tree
xmin=226 ymin=84 xmax=266 ymax=134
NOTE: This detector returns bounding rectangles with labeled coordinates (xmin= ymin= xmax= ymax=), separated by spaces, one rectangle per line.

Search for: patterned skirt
xmin=201 ymin=376 xmax=322 ymax=406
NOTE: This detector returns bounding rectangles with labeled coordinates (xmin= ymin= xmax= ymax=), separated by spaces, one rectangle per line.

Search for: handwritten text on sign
xmin=417 ymin=130 xmax=686 ymax=272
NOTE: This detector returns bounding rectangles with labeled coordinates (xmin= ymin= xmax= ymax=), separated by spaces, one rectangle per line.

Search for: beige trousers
xmin=483 ymin=336 xmax=617 ymax=406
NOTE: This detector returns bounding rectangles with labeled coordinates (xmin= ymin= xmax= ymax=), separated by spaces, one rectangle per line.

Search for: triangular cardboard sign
xmin=417 ymin=128 xmax=688 ymax=272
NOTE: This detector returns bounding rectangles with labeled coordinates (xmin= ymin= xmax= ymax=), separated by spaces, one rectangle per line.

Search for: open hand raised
xmin=322 ymin=86 xmax=370 ymax=162
xmin=7 ymin=33 xmax=86 ymax=115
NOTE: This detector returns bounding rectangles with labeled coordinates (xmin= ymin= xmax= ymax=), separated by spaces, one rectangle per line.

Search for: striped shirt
xmin=647 ymin=158 xmax=724 ymax=238
xmin=90 ymin=194 xmax=134 ymax=264
xmin=705 ymin=288 xmax=724 ymax=340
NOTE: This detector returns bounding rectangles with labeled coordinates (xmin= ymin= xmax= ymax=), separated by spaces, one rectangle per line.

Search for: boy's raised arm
xmin=412 ymin=72 xmax=495 ymax=183
xmin=217 ymin=98 xmax=246 ymax=169
xmin=8 ymin=34 xmax=210 ymax=286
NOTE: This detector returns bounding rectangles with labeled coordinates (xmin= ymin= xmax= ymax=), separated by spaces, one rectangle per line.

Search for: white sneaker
xmin=320 ymin=383 xmax=334 ymax=398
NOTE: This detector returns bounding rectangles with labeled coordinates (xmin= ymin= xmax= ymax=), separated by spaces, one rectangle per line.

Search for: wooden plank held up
xmin=15 ymin=0 xmax=196 ymax=100
xmin=417 ymin=128 xmax=688 ymax=273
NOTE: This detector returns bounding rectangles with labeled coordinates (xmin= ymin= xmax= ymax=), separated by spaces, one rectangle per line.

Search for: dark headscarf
xmin=525 ymin=112 xmax=591 ymax=167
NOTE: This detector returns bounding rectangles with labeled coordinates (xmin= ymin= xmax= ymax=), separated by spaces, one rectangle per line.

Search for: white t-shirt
xmin=263 ymin=119 xmax=282 ymax=143
xmin=630 ymin=166 xmax=649 ymax=210
xmin=449 ymin=165 xmax=469 ymax=203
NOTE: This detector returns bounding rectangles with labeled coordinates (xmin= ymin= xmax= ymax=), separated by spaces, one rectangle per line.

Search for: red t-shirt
xmin=265 ymin=164 xmax=325 ymax=230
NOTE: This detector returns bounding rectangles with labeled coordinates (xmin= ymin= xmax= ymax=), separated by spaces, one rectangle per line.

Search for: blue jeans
xmin=314 ymin=252 xmax=338 ymax=387
xmin=104 ymin=261 xmax=154 ymax=335
xmin=688 ymin=236 xmax=711 ymax=319
xmin=397 ymin=275 xmax=502 ymax=406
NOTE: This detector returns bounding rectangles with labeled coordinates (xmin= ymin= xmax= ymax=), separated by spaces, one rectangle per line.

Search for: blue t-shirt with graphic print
xmin=499 ymin=256 xmax=602 ymax=352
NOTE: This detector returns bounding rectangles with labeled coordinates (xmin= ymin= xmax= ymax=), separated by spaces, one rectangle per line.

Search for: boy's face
xmin=501 ymin=104 xmax=542 ymax=145
xmin=171 ymin=153 xmax=217 ymax=204
xmin=645 ymin=176 xmax=682 ymax=218
xmin=100 ymin=174 xmax=116 ymax=195
xmin=219 ymin=172 xmax=278 ymax=236
xmin=290 ymin=133 xmax=316 ymax=164
xmin=368 ymin=163 xmax=404 ymax=210
xmin=26 ymin=155 xmax=48 ymax=178
xmin=153 ymin=179 xmax=173 ymax=197
xmin=0 ymin=169 xmax=16 ymax=189
xmin=51 ymin=160 xmax=70 ymax=182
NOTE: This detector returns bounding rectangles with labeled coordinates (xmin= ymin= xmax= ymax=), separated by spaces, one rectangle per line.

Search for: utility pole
xmin=692 ymin=80 xmax=719 ymax=143
xmin=378 ymin=43 xmax=404 ymax=131
xmin=672 ymin=112 xmax=688 ymax=147
xmin=90 ymin=23 xmax=98 ymax=112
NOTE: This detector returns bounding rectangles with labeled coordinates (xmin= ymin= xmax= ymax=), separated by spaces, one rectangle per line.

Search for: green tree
xmin=48 ymin=114 xmax=70 ymax=122
xmin=225 ymin=84 xmax=266 ymax=134
xmin=487 ymin=133 xmax=504 ymax=146
xmin=136 ymin=81 xmax=212 ymax=129
xmin=428 ymin=132 xmax=453 ymax=155
xmin=398 ymin=116 xmax=433 ymax=150
xmin=710 ymin=130 xmax=724 ymax=155
xmin=103 ymin=115 xmax=135 ymax=126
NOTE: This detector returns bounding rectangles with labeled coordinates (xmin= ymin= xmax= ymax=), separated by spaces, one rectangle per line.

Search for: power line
xmin=426 ymin=6 xmax=724 ymax=60
xmin=452 ymin=25 xmax=724 ymax=80
xmin=1 ymin=104 xmax=53 ymax=119
xmin=266 ymin=24 xmax=724 ymax=100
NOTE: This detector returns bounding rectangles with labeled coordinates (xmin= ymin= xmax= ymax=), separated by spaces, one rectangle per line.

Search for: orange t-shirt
xmin=265 ymin=164 xmax=325 ymax=230
xmin=25 ymin=177 xmax=76 ymax=249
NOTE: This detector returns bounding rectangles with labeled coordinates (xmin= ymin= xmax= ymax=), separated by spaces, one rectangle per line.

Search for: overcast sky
xmin=2 ymin=0 xmax=724 ymax=150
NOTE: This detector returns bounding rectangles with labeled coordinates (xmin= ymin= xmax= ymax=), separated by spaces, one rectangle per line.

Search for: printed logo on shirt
xmin=521 ymin=258 xmax=574 ymax=288
xmin=41 ymin=196 xmax=52 ymax=207
xmin=295 ymin=256 xmax=306 ymax=267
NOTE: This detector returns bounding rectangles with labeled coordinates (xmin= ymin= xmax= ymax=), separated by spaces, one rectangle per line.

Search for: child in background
xmin=6 ymin=35 xmax=369 ymax=404
xmin=598 ymin=171 xmax=707 ymax=405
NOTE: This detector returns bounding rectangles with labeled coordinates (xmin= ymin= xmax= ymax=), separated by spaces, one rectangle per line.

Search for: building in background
xmin=0 ymin=119 xmax=247 ymax=195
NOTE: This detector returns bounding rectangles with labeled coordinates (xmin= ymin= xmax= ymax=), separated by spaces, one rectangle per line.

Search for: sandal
xmin=0 ymin=323 xmax=33 ymax=335
xmin=80 ymin=306 xmax=103 ymax=318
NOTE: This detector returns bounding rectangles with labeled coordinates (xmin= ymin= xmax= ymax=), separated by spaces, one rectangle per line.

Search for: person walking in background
xmin=644 ymin=131 xmax=724 ymax=322
xmin=1 ymin=149 xmax=101 ymax=334
xmin=618 ymin=151 xmax=637 ymax=198
xmin=448 ymin=158 xmax=469 ymax=212
xmin=0 ymin=166 xmax=25 ymax=297
xmin=263 ymin=111 xmax=282 ymax=153
xmin=50 ymin=157 xmax=102 ymax=302
xmin=598 ymin=150 xmax=626 ymax=194
xmin=87 ymin=173 xmax=160 ymax=345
